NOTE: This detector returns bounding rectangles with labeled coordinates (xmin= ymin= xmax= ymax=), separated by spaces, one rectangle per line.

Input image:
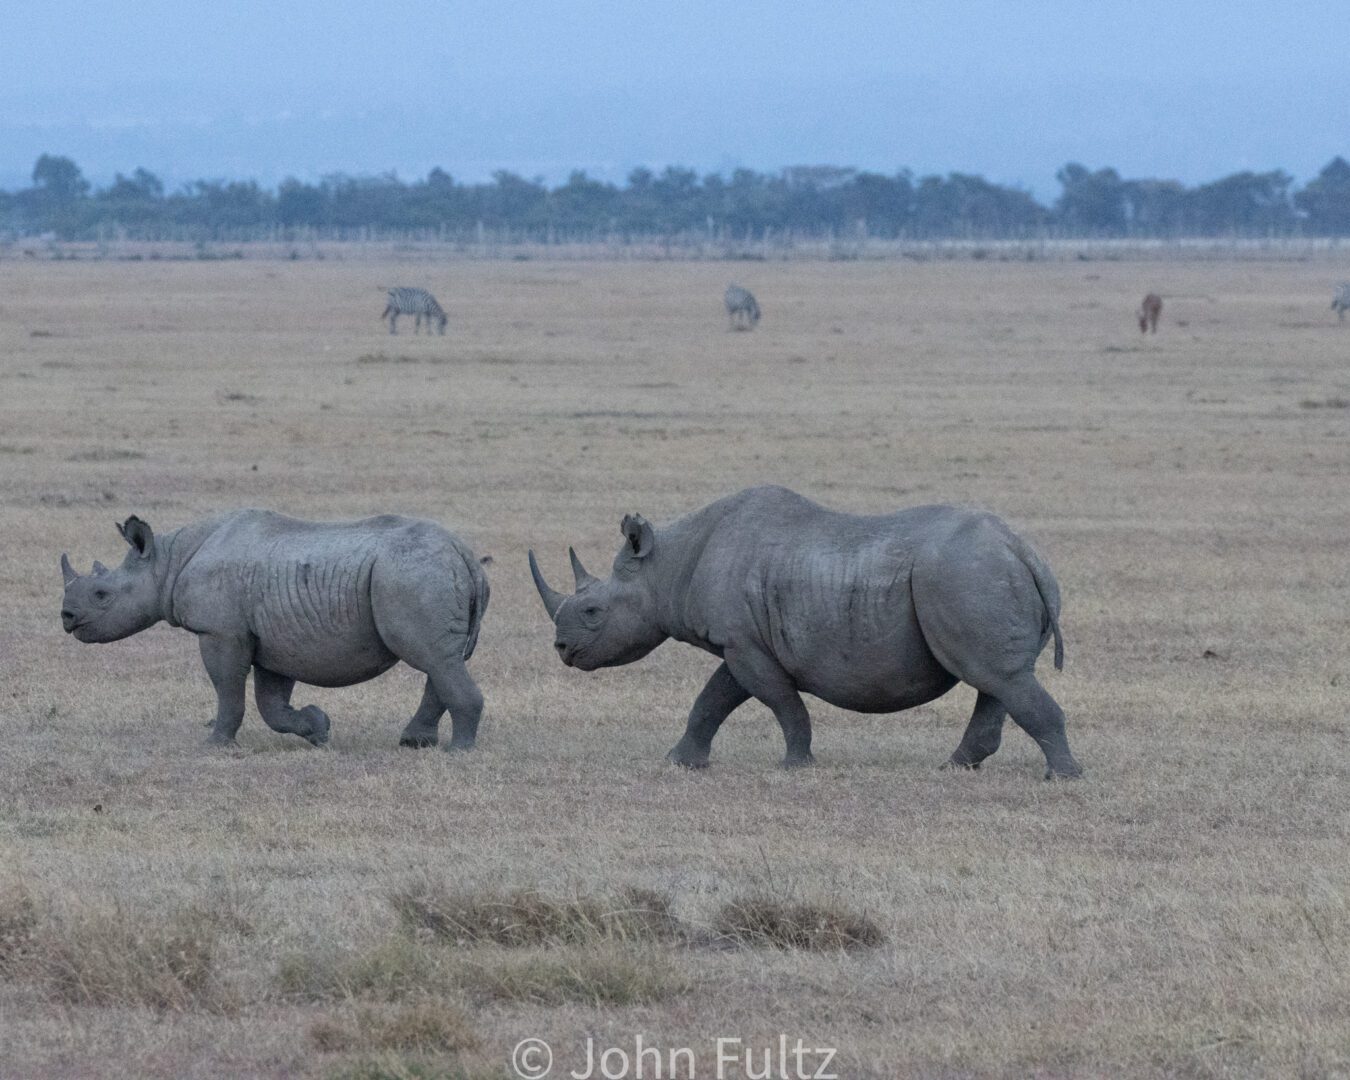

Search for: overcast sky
xmin=2 ymin=2 xmax=1345 ymax=199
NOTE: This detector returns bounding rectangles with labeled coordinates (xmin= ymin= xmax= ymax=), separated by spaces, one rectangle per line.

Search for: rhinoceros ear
xmin=117 ymin=516 xmax=155 ymax=558
xmin=620 ymin=514 xmax=654 ymax=560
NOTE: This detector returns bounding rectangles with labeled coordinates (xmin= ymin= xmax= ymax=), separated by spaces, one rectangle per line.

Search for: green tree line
xmin=6 ymin=153 xmax=1350 ymax=241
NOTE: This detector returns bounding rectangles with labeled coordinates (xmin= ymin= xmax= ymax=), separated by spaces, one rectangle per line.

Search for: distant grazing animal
xmin=382 ymin=287 xmax=448 ymax=335
xmin=1137 ymin=293 xmax=1162 ymax=333
xmin=724 ymin=284 xmax=761 ymax=330
xmin=60 ymin=511 xmax=488 ymax=751
xmin=529 ymin=485 xmax=1080 ymax=779
xmin=1332 ymin=283 xmax=1350 ymax=323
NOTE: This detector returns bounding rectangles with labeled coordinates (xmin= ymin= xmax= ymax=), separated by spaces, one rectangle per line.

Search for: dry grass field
xmin=1 ymin=253 xmax=1348 ymax=1079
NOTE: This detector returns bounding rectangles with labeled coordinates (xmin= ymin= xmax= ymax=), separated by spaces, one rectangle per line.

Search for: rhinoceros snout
xmin=60 ymin=609 xmax=78 ymax=632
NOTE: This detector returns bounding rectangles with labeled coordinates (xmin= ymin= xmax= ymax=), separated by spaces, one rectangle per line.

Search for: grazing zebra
xmin=381 ymin=287 xmax=448 ymax=335
xmin=724 ymin=284 xmax=761 ymax=330
xmin=1332 ymin=283 xmax=1350 ymax=323
xmin=1137 ymin=292 xmax=1162 ymax=334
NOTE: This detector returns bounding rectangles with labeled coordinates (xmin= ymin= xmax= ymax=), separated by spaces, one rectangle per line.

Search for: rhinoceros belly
xmin=760 ymin=547 xmax=957 ymax=713
xmin=249 ymin=554 xmax=400 ymax=687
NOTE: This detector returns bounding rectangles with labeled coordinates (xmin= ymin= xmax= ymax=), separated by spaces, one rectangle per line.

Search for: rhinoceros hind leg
xmin=374 ymin=575 xmax=484 ymax=751
xmin=668 ymin=661 xmax=751 ymax=768
xmin=995 ymin=675 xmax=1081 ymax=780
xmin=429 ymin=660 xmax=483 ymax=751
xmin=944 ymin=691 xmax=1005 ymax=770
xmin=254 ymin=665 xmax=330 ymax=746
xmin=394 ymin=651 xmax=482 ymax=751
xmin=399 ymin=678 xmax=445 ymax=749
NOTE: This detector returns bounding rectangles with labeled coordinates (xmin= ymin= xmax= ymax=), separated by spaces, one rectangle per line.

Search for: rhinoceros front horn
xmin=568 ymin=547 xmax=599 ymax=589
xmin=61 ymin=553 xmax=79 ymax=586
xmin=528 ymin=550 xmax=566 ymax=621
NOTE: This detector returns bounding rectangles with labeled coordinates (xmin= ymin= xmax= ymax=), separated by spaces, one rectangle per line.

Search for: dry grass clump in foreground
xmin=327 ymin=1057 xmax=503 ymax=1080
xmin=712 ymin=894 xmax=886 ymax=951
xmin=392 ymin=881 xmax=682 ymax=946
xmin=277 ymin=936 xmax=447 ymax=1003
xmin=26 ymin=900 xmax=233 ymax=1011
xmin=309 ymin=1002 xmax=480 ymax=1054
xmin=452 ymin=944 xmax=688 ymax=1005
xmin=277 ymin=934 xmax=686 ymax=1008
xmin=0 ymin=884 xmax=39 ymax=976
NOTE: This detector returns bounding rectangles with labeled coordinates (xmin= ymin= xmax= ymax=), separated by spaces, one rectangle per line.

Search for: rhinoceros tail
xmin=463 ymin=559 xmax=490 ymax=661
xmin=1048 ymin=606 xmax=1064 ymax=671
xmin=1010 ymin=533 xmax=1064 ymax=671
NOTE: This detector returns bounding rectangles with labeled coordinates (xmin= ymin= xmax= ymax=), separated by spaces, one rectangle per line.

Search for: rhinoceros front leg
xmin=668 ymin=661 xmax=751 ymax=768
xmin=199 ymin=633 xmax=253 ymax=747
xmin=944 ymin=691 xmax=1006 ymax=770
xmin=726 ymin=648 xmax=815 ymax=768
xmin=254 ymin=665 xmax=331 ymax=747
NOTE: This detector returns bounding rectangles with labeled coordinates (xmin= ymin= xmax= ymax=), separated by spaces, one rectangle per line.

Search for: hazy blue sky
xmin=2 ymin=2 xmax=1345 ymax=199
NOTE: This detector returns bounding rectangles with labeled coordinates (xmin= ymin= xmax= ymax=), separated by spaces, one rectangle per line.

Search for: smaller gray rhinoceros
xmin=59 ymin=511 xmax=488 ymax=750
xmin=529 ymin=485 xmax=1081 ymax=778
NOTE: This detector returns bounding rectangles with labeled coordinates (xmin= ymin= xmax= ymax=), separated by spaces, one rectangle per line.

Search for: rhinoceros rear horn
xmin=528 ymin=550 xmax=566 ymax=621
xmin=61 ymin=553 xmax=79 ymax=586
xmin=92 ymin=560 xmax=108 ymax=576
xmin=568 ymin=547 xmax=599 ymax=589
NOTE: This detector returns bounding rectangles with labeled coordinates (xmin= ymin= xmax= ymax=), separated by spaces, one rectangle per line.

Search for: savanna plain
xmin=1 ymin=253 xmax=1347 ymax=1079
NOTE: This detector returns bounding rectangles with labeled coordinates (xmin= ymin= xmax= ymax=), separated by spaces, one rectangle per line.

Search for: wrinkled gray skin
xmin=530 ymin=486 xmax=1080 ymax=779
xmin=60 ymin=511 xmax=488 ymax=751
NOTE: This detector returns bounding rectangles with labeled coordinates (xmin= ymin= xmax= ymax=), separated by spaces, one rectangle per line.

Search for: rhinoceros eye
xmin=584 ymin=606 xmax=601 ymax=617
xmin=94 ymin=589 xmax=110 ymax=601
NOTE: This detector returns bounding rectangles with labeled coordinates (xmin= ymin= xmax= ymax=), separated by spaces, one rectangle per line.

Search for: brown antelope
xmin=1137 ymin=293 xmax=1162 ymax=333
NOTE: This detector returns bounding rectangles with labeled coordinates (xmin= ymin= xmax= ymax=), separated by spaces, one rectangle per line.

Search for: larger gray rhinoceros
xmin=60 ymin=511 xmax=488 ymax=751
xmin=529 ymin=485 xmax=1081 ymax=778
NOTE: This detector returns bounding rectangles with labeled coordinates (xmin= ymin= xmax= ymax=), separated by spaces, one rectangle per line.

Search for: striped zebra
xmin=381 ymin=287 xmax=447 ymax=335
xmin=1332 ymin=283 xmax=1350 ymax=323
xmin=724 ymin=284 xmax=761 ymax=330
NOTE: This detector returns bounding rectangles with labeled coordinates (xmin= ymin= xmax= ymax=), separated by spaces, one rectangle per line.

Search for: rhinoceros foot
xmin=666 ymin=740 xmax=711 ymax=769
xmin=781 ymin=750 xmax=816 ymax=769
xmin=1044 ymin=760 xmax=1083 ymax=781
xmin=399 ymin=730 xmax=439 ymax=749
xmin=204 ymin=731 xmax=239 ymax=749
xmin=941 ymin=756 xmax=982 ymax=771
xmin=299 ymin=706 xmax=331 ymax=747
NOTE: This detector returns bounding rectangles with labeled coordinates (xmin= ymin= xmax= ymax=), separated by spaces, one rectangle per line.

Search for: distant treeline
xmin=5 ymin=154 xmax=1350 ymax=241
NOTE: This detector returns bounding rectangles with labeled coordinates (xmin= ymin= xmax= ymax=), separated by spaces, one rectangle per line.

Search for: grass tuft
xmin=310 ymin=1002 xmax=479 ymax=1054
xmin=0 ymin=884 xmax=39 ymax=976
xmin=713 ymin=895 xmax=886 ymax=951
xmin=391 ymin=883 xmax=681 ymax=947
xmin=277 ymin=936 xmax=444 ymax=1003
xmin=455 ymin=945 xmax=688 ymax=1006
xmin=37 ymin=903 xmax=229 ymax=1010
xmin=356 ymin=353 xmax=439 ymax=365
xmin=1299 ymin=397 xmax=1350 ymax=409
xmin=327 ymin=1058 xmax=500 ymax=1080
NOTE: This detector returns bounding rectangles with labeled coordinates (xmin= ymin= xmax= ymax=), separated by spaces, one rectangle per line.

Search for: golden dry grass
xmin=1 ymin=253 xmax=1348 ymax=1078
